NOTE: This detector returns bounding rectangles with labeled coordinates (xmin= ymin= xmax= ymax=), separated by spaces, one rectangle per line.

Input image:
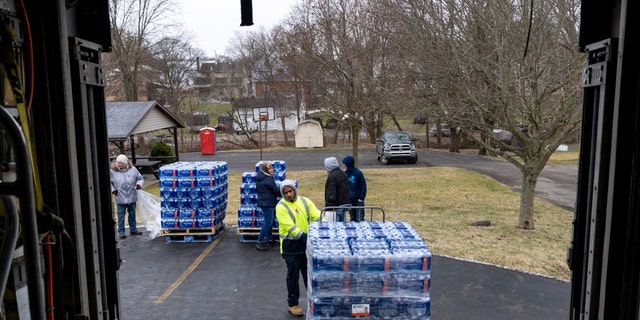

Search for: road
xmin=181 ymin=147 xmax=578 ymax=211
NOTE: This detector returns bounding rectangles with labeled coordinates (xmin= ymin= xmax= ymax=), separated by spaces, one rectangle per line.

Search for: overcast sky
xmin=179 ymin=0 xmax=299 ymax=57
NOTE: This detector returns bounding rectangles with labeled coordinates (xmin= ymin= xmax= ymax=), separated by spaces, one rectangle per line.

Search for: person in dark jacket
xmin=276 ymin=180 xmax=321 ymax=317
xmin=255 ymin=161 xmax=281 ymax=251
xmin=110 ymin=154 xmax=144 ymax=239
xmin=342 ymin=155 xmax=367 ymax=222
xmin=323 ymin=157 xmax=350 ymax=221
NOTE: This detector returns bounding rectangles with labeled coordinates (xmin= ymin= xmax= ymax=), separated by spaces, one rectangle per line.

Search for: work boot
xmin=119 ymin=233 xmax=126 ymax=239
xmin=131 ymin=230 xmax=143 ymax=236
xmin=255 ymin=243 xmax=268 ymax=251
xmin=288 ymin=305 xmax=303 ymax=316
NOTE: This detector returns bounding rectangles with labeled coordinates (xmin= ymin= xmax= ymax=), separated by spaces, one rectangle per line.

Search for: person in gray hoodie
xmin=110 ymin=154 xmax=144 ymax=239
xmin=323 ymin=157 xmax=350 ymax=221
xmin=275 ymin=180 xmax=321 ymax=316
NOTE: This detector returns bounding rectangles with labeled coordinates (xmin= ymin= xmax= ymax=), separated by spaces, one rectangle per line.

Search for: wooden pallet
xmin=161 ymin=223 xmax=224 ymax=236
xmin=236 ymin=227 xmax=278 ymax=234
xmin=162 ymin=224 xmax=225 ymax=243
xmin=237 ymin=227 xmax=278 ymax=243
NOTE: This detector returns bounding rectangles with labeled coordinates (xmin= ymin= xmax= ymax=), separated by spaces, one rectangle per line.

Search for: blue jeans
xmin=117 ymin=202 xmax=138 ymax=234
xmin=335 ymin=208 xmax=346 ymax=222
xmin=258 ymin=206 xmax=275 ymax=243
xmin=283 ymin=253 xmax=308 ymax=307
xmin=349 ymin=200 xmax=365 ymax=222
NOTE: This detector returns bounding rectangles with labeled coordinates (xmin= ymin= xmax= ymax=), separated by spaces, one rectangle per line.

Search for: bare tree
xmin=287 ymin=0 xmax=398 ymax=164
xmin=387 ymin=0 xmax=583 ymax=229
xmin=107 ymin=0 xmax=175 ymax=101
xmin=148 ymin=35 xmax=202 ymax=108
xmin=147 ymin=35 xmax=205 ymax=150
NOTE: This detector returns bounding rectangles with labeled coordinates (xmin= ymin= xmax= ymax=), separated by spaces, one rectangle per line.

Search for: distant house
xmin=106 ymin=101 xmax=185 ymax=161
xmin=294 ymin=119 xmax=324 ymax=148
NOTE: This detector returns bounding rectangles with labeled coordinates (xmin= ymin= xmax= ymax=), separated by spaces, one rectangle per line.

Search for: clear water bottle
xmin=274 ymin=171 xmax=286 ymax=182
xmin=376 ymin=297 xmax=399 ymax=318
xmin=174 ymin=198 xmax=188 ymax=209
xmin=240 ymin=182 xmax=256 ymax=195
xmin=187 ymin=198 xmax=201 ymax=209
xmin=311 ymin=297 xmax=340 ymax=318
xmin=161 ymin=198 xmax=178 ymax=209
xmin=404 ymin=297 xmax=430 ymax=318
xmin=200 ymin=186 xmax=215 ymax=198
xmin=201 ymin=197 xmax=216 ymax=209
xmin=159 ymin=187 xmax=176 ymax=199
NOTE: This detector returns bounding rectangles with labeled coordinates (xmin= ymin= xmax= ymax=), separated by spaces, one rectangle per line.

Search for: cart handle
xmin=320 ymin=205 xmax=385 ymax=222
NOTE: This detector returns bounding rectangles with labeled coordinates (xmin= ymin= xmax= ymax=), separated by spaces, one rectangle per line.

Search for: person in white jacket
xmin=110 ymin=154 xmax=144 ymax=239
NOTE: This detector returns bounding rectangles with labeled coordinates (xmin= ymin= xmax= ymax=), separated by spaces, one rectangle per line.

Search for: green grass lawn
xmin=143 ymin=153 xmax=575 ymax=281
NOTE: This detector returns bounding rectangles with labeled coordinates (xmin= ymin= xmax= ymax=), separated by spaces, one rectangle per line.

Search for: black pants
xmin=282 ymin=253 xmax=308 ymax=307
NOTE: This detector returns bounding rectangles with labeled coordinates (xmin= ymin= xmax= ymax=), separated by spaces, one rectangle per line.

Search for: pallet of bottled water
xmin=237 ymin=160 xmax=286 ymax=242
xmin=306 ymin=221 xmax=431 ymax=319
xmin=158 ymin=161 xmax=228 ymax=241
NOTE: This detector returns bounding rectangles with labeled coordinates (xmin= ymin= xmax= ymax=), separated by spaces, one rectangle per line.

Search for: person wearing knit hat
xmin=116 ymin=154 xmax=128 ymax=165
xmin=342 ymin=155 xmax=367 ymax=222
xmin=110 ymin=154 xmax=144 ymax=239
xmin=323 ymin=156 xmax=350 ymax=221
xmin=275 ymin=179 xmax=321 ymax=317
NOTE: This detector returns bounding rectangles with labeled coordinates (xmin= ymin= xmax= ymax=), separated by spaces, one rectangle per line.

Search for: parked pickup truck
xmin=375 ymin=131 xmax=418 ymax=165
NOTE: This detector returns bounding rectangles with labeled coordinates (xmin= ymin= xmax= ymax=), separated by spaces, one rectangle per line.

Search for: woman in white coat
xmin=110 ymin=154 xmax=144 ymax=239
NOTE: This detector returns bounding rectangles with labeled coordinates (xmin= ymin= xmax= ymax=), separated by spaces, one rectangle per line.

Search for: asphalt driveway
xmin=118 ymin=147 xmax=575 ymax=319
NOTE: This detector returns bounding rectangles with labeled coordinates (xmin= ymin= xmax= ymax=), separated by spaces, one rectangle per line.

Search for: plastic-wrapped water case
xmin=196 ymin=208 xmax=216 ymax=218
xmin=307 ymin=221 xmax=431 ymax=319
xmin=159 ymin=161 xmax=228 ymax=231
xmin=161 ymin=209 xmax=179 ymax=219
xmin=237 ymin=216 xmax=264 ymax=228
xmin=240 ymin=193 xmax=257 ymax=206
xmin=241 ymin=172 xmax=256 ymax=184
xmin=240 ymin=182 xmax=256 ymax=195
xmin=237 ymin=206 xmax=259 ymax=218
xmin=308 ymin=296 xmax=431 ymax=319
xmin=159 ymin=187 xmax=177 ymax=198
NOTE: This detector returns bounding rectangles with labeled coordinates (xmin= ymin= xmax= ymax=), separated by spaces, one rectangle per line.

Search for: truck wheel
xmin=381 ymin=155 xmax=390 ymax=165
xmin=408 ymin=157 xmax=418 ymax=164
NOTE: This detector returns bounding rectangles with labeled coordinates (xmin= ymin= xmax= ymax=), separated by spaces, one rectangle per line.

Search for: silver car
xmin=375 ymin=131 xmax=418 ymax=165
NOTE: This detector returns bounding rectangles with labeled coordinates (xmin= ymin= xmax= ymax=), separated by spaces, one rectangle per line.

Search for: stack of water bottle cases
xmin=307 ymin=221 xmax=431 ymax=319
xmin=158 ymin=161 xmax=228 ymax=235
xmin=237 ymin=160 xmax=286 ymax=241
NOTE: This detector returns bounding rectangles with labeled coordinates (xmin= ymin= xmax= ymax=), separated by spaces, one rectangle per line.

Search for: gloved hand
xmin=136 ymin=184 xmax=141 ymax=189
xmin=112 ymin=190 xmax=118 ymax=195
xmin=299 ymin=232 xmax=307 ymax=242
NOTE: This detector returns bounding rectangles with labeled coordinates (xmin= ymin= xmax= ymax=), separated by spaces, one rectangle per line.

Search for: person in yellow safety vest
xmin=275 ymin=179 xmax=322 ymax=317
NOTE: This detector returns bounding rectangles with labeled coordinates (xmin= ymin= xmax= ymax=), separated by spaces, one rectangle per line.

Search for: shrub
xmin=150 ymin=141 xmax=175 ymax=164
